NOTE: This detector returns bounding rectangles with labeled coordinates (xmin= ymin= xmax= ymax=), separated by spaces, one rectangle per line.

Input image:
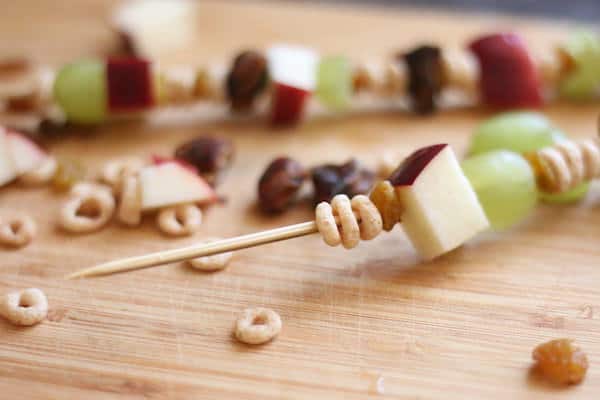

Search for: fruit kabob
xmin=2 ymin=31 xmax=600 ymax=133
xmin=69 ymin=114 xmax=600 ymax=278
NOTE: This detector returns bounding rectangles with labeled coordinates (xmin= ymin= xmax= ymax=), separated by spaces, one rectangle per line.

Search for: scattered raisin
xmin=402 ymin=45 xmax=444 ymax=114
xmin=174 ymin=136 xmax=234 ymax=186
xmin=369 ymin=180 xmax=403 ymax=231
xmin=52 ymin=158 xmax=86 ymax=192
xmin=226 ymin=50 xmax=268 ymax=111
xmin=6 ymin=93 xmax=40 ymax=113
xmin=532 ymin=338 xmax=588 ymax=385
xmin=0 ymin=58 xmax=30 ymax=77
xmin=311 ymin=159 xmax=375 ymax=204
xmin=258 ymin=157 xmax=307 ymax=213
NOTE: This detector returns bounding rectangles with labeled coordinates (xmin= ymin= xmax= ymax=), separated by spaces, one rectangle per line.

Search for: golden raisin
xmin=52 ymin=158 xmax=86 ymax=192
xmin=532 ymin=338 xmax=588 ymax=385
xmin=369 ymin=180 xmax=402 ymax=231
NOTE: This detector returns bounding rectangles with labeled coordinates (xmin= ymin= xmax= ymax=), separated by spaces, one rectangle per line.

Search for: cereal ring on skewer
xmin=535 ymin=138 xmax=600 ymax=193
xmin=234 ymin=307 xmax=282 ymax=345
xmin=315 ymin=194 xmax=383 ymax=249
xmin=188 ymin=237 xmax=233 ymax=271
xmin=59 ymin=183 xmax=115 ymax=233
xmin=156 ymin=204 xmax=202 ymax=237
xmin=0 ymin=288 xmax=48 ymax=326
xmin=19 ymin=156 xmax=58 ymax=186
xmin=0 ymin=215 xmax=36 ymax=248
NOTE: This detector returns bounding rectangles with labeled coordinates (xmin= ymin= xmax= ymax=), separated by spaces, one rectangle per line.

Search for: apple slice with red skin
xmin=389 ymin=144 xmax=489 ymax=260
xmin=139 ymin=160 xmax=217 ymax=210
xmin=6 ymin=130 xmax=47 ymax=176
xmin=151 ymin=154 xmax=198 ymax=174
xmin=106 ymin=57 xmax=155 ymax=113
xmin=469 ymin=33 xmax=543 ymax=109
xmin=0 ymin=127 xmax=18 ymax=186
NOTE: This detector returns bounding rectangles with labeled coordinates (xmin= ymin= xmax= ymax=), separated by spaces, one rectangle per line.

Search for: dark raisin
xmin=402 ymin=45 xmax=444 ymax=114
xmin=311 ymin=159 xmax=375 ymax=204
xmin=226 ymin=50 xmax=268 ymax=111
xmin=174 ymin=136 xmax=234 ymax=186
xmin=258 ymin=157 xmax=307 ymax=213
xmin=0 ymin=58 xmax=30 ymax=77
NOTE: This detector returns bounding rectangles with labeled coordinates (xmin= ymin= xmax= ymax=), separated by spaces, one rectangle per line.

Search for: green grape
xmin=470 ymin=112 xmax=589 ymax=203
xmin=53 ymin=59 xmax=107 ymax=124
xmin=469 ymin=112 xmax=557 ymax=155
xmin=316 ymin=56 xmax=352 ymax=110
xmin=462 ymin=150 xmax=537 ymax=231
xmin=559 ymin=31 xmax=600 ymax=100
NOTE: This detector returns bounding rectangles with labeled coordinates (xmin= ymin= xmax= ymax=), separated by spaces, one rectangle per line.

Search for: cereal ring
xmin=315 ymin=201 xmax=340 ymax=246
xmin=188 ymin=238 xmax=233 ymax=271
xmin=331 ymin=194 xmax=360 ymax=249
xmin=117 ymin=174 xmax=142 ymax=226
xmin=100 ymin=158 xmax=143 ymax=194
xmin=0 ymin=288 xmax=48 ymax=326
xmin=0 ymin=215 xmax=36 ymax=248
xmin=19 ymin=156 xmax=58 ymax=186
xmin=234 ymin=307 xmax=282 ymax=345
xmin=156 ymin=204 xmax=202 ymax=237
xmin=59 ymin=183 xmax=115 ymax=233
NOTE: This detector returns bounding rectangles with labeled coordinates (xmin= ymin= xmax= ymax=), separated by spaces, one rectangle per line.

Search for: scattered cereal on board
xmin=0 ymin=288 xmax=48 ymax=326
xmin=188 ymin=238 xmax=233 ymax=271
xmin=156 ymin=203 xmax=202 ymax=237
xmin=234 ymin=307 xmax=282 ymax=345
xmin=59 ymin=182 xmax=115 ymax=233
xmin=0 ymin=215 xmax=36 ymax=248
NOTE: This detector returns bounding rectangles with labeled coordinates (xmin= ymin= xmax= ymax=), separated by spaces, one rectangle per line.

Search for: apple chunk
xmin=139 ymin=161 xmax=216 ymax=210
xmin=106 ymin=57 xmax=155 ymax=113
xmin=267 ymin=45 xmax=318 ymax=126
xmin=267 ymin=45 xmax=318 ymax=91
xmin=389 ymin=144 xmax=489 ymax=260
xmin=7 ymin=130 xmax=46 ymax=175
xmin=0 ymin=128 xmax=18 ymax=186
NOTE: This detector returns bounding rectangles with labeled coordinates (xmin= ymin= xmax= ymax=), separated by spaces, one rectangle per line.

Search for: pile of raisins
xmin=257 ymin=156 xmax=375 ymax=214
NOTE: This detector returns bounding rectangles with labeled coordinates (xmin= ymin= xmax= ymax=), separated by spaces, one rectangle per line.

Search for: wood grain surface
xmin=1 ymin=1 xmax=599 ymax=399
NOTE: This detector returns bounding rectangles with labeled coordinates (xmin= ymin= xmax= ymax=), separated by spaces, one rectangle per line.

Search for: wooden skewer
xmin=67 ymin=221 xmax=319 ymax=279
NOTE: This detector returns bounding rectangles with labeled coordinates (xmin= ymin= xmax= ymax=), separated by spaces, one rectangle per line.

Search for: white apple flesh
xmin=7 ymin=130 xmax=46 ymax=176
xmin=0 ymin=128 xmax=18 ymax=186
xmin=139 ymin=161 xmax=216 ymax=210
xmin=389 ymin=144 xmax=489 ymax=260
xmin=267 ymin=45 xmax=319 ymax=92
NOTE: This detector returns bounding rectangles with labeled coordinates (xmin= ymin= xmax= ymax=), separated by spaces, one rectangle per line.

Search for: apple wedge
xmin=106 ymin=57 xmax=155 ymax=113
xmin=389 ymin=144 xmax=489 ymax=260
xmin=139 ymin=160 xmax=216 ymax=210
xmin=7 ymin=130 xmax=46 ymax=176
xmin=267 ymin=45 xmax=318 ymax=125
xmin=0 ymin=127 xmax=18 ymax=186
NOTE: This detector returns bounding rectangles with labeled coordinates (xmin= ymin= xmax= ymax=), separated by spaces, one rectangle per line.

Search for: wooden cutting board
xmin=1 ymin=1 xmax=599 ymax=398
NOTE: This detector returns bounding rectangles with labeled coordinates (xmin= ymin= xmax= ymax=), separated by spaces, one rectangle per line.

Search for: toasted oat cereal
xmin=234 ymin=307 xmax=282 ymax=345
xmin=188 ymin=237 xmax=233 ymax=271
xmin=0 ymin=215 xmax=36 ymax=248
xmin=59 ymin=183 xmax=115 ymax=233
xmin=117 ymin=174 xmax=142 ymax=226
xmin=156 ymin=203 xmax=202 ymax=237
xmin=0 ymin=288 xmax=48 ymax=326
